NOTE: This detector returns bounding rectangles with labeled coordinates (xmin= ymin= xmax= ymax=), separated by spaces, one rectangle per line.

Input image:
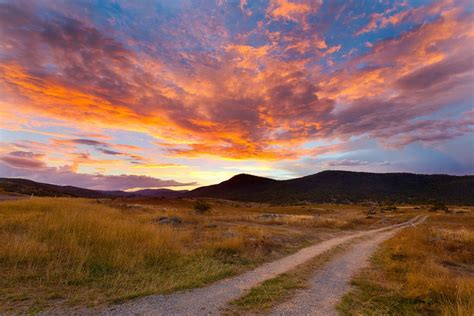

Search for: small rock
xmin=222 ymin=231 xmax=238 ymax=238
xmin=153 ymin=216 xmax=182 ymax=225
xmin=259 ymin=213 xmax=284 ymax=219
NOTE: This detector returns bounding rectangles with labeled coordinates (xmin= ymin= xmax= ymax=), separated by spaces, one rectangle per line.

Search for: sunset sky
xmin=1 ymin=0 xmax=473 ymax=191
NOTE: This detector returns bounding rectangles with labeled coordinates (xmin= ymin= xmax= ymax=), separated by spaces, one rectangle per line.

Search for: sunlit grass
xmin=339 ymin=213 xmax=474 ymax=315
xmin=0 ymin=197 xmax=418 ymax=312
xmin=0 ymin=198 xmax=294 ymax=312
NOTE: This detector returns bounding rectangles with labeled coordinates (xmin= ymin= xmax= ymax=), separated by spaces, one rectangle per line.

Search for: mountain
xmin=130 ymin=188 xmax=188 ymax=198
xmin=0 ymin=178 xmax=109 ymax=198
xmin=186 ymin=171 xmax=474 ymax=204
xmin=2 ymin=171 xmax=473 ymax=204
xmin=188 ymin=173 xmax=277 ymax=200
xmin=0 ymin=178 xmax=187 ymax=198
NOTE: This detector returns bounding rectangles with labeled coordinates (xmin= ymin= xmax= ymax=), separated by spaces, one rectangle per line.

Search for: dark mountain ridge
xmin=0 ymin=178 xmax=188 ymax=198
xmin=1 ymin=170 xmax=473 ymax=204
xmin=187 ymin=173 xmax=278 ymax=200
xmin=186 ymin=171 xmax=474 ymax=204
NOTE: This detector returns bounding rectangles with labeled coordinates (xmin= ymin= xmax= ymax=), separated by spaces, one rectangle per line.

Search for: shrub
xmin=194 ymin=200 xmax=211 ymax=214
xmin=381 ymin=205 xmax=398 ymax=211
xmin=430 ymin=202 xmax=448 ymax=212
xmin=367 ymin=207 xmax=377 ymax=215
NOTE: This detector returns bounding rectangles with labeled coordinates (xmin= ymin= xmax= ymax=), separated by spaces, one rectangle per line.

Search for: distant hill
xmin=129 ymin=188 xmax=188 ymax=198
xmin=186 ymin=171 xmax=474 ymax=205
xmin=2 ymin=171 xmax=473 ymax=204
xmin=0 ymin=178 xmax=108 ymax=198
xmin=0 ymin=178 xmax=188 ymax=198
xmin=188 ymin=173 xmax=277 ymax=200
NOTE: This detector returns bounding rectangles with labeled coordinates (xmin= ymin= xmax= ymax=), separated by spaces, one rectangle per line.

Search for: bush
xmin=381 ymin=205 xmax=398 ymax=211
xmin=430 ymin=202 xmax=448 ymax=212
xmin=367 ymin=207 xmax=377 ymax=215
xmin=194 ymin=200 xmax=211 ymax=214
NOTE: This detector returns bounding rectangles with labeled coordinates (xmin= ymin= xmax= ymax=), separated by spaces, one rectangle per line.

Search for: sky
xmin=0 ymin=0 xmax=473 ymax=191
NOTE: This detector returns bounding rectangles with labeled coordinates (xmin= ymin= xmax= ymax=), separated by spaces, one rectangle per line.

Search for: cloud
xmin=0 ymin=0 xmax=472 ymax=177
xmin=267 ymin=0 xmax=313 ymax=22
xmin=327 ymin=159 xmax=369 ymax=167
xmin=51 ymin=138 xmax=146 ymax=163
xmin=395 ymin=53 xmax=473 ymax=91
xmin=355 ymin=0 xmax=453 ymax=36
xmin=326 ymin=159 xmax=392 ymax=167
xmin=0 ymin=160 xmax=195 ymax=191
xmin=0 ymin=151 xmax=47 ymax=170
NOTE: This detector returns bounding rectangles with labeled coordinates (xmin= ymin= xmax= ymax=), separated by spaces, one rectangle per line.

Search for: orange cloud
xmin=1 ymin=0 xmax=472 ymax=167
xmin=268 ymin=0 xmax=311 ymax=21
xmin=355 ymin=0 xmax=455 ymax=36
xmin=321 ymin=7 xmax=473 ymax=102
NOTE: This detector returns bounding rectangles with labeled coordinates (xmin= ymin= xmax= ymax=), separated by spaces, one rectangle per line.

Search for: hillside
xmin=0 ymin=178 xmax=109 ymax=198
xmin=0 ymin=178 xmax=187 ymax=198
xmin=2 ymin=171 xmax=473 ymax=204
xmin=188 ymin=173 xmax=278 ymax=200
xmin=187 ymin=171 xmax=474 ymax=204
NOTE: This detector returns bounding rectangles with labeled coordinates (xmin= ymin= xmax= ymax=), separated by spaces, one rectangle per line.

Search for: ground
xmin=0 ymin=197 xmax=472 ymax=314
xmin=338 ymin=212 xmax=474 ymax=315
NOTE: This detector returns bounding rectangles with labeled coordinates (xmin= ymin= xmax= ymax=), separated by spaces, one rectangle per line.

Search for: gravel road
xmin=270 ymin=215 xmax=427 ymax=315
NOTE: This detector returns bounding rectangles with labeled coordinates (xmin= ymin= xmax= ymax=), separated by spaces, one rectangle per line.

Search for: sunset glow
xmin=1 ymin=0 xmax=473 ymax=190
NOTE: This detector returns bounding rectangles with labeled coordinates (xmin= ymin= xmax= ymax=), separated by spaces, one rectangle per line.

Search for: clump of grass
xmin=194 ymin=200 xmax=212 ymax=214
xmin=231 ymin=273 xmax=304 ymax=309
xmin=338 ymin=214 xmax=474 ymax=315
xmin=430 ymin=202 xmax=449 ymax=212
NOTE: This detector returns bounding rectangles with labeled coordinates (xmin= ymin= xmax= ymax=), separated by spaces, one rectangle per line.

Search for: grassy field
xmin=339 ymin=212 xmax=474 ymax=315
xmin=0 ymin=196 xmax=401 ymax=313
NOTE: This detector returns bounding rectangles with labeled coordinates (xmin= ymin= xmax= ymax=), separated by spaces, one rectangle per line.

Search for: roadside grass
xmin=0 ymin=197 xmax=420 ymax=313
xmin=0 ymin=198 xmax=307 ymax=312
xmin=227 ymin=241 xmax=355 ymax=312
xmin=338 ymin=213 xmax=474 ymax=316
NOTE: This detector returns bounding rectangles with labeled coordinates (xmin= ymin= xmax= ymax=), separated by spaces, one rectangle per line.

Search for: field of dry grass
xmin=0 ymin=197 xmax=419 ymax=313
xmin=339 ymin=211 xmax=474 ymax=315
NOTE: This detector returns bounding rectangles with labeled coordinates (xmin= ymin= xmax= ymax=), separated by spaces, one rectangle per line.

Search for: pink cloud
xmin=0 ymin=0 xmax=472 ymax=169
xmin=0 ymin=160 xmax=195 ymax=191
xmin=0 ymin=152 xmax=47 ymax=170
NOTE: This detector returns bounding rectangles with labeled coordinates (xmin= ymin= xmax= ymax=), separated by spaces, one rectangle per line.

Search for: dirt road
xmin=80 ymin=216 xmax=425 ymax=315
xmin=270 ymin=216 xmax=427 ymax=315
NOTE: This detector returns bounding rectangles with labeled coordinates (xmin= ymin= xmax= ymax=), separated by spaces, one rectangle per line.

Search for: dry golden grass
xmin=339 ymin=212 xmax=474 ymax=316
xmin=255 ymin=214 xmax=357 ymax=229
xmin=0 ymin=198 xmax=278 ymax=312
xmin=0 ymin=197 xmax=416 ymax=313
xmin=0 ymin=197 xmax=333 ymax=312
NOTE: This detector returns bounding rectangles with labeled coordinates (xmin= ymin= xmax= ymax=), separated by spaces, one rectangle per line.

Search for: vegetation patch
xmin=338 ymin=214 xmax=474 ymax=315
xmin=0 ymin=197 xmax=338 ymax=313
xmin=0 ymin=197 xmax=423 ymax=313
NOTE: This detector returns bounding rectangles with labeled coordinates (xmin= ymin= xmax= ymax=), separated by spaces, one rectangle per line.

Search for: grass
xmin=228 ymin=241 xmax=355 ymax=312
xmin=0 ymin=198 xmax=297 ymax=312
xmin=338 ymin=213 xmax=474 ymax=316
xmin=0 ymin=197 xmax=418 ymax=313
